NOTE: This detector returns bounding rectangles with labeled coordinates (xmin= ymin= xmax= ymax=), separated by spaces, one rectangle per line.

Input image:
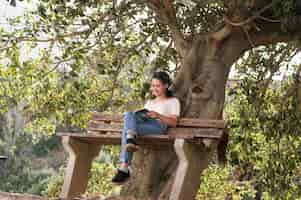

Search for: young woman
xmin=112 ymin=71 xmax=181 ymax=184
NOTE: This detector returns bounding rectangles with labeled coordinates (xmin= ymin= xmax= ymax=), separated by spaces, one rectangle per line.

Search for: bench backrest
xmin=88 ymin=112 xmax=227 ymax=139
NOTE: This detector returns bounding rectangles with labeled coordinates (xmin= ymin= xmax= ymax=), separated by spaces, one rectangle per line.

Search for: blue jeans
xmin=120 ymin=111 xmax=168 ymax=165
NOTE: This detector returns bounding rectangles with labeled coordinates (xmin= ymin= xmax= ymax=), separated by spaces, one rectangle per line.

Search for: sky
xmin=0 ymin=0 xmax=35 ymax=32
xmin=0 ymin=0 xmax=27 ymax=19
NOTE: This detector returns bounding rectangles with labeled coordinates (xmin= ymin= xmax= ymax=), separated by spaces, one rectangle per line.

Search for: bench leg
xmin=60 ymin=136 xmax=101 ymax=200
xmin=169 ymin=139 xmax=217 ymax=200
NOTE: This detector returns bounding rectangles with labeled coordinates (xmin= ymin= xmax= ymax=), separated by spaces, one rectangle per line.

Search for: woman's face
xmin=150 ymin=78 xmax=167 ymax=97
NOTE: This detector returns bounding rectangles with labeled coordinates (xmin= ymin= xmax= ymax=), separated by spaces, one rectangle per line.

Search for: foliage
xmin=45 ymin=161 xmax=120 ymax=198
xmin=0 ymin=1 xmax=155 ymax=196
xmin=0 ymin=134 xmax=52 ymax=195
xmin=225 ymin=44 xmax=301 ymax=199
xmin=31 ymin=135 xmax=60 ymax=157
xmin=0 ymin=47 xmax=110 ymax=134
xmin=195 ymin=43 xmax=301 ymax=200
xmin=197 ymin=165 xmax=256 ymax=200
xmin=0 ymin=0 xmax=300 ymax=135
xmin=42 ymin=167 xmax=65 ymax=198
xmin=86 ymin=162 xmax=120 ymax=196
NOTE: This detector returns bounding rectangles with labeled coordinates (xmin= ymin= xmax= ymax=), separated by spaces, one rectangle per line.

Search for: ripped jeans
xmin=120 ymin=111 xmax=168 ymax=165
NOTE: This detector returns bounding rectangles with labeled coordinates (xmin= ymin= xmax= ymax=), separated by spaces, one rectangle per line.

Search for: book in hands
xmin=134 ymin=109 xmax=150 ymax=121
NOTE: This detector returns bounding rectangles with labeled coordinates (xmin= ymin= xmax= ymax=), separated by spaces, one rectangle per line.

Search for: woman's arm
xmin=147 ymin=111 xmax=178 ymax=127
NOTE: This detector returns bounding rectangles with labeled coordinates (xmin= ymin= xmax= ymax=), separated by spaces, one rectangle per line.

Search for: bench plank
xmin=91 ymin=113 xmax=226 ymax=128
xmin=58 ymin=133 xmax=173 ymax=145
xmin=87 ymin=128 xmax=223 ymax=139
xmin=58 ymin=128 xmax=224 ymax=141
xmin=57 ymin=133 xmax=217 ymax=151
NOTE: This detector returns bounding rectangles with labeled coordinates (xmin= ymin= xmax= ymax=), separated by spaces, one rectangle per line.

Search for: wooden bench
xmin=58 ymin=112 xmax=227 ymax=200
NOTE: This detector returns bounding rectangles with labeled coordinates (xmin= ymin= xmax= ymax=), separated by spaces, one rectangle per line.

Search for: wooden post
xmin=169 ymin=139 xmax=218 ymax=200
xmin=60 ymin=136 xmax=101 ymax=199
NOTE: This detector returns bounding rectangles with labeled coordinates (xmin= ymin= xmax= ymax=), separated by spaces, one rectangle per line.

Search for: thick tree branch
xmin=0 ymin=7 xmax=120 ymax=51
xmin=223 ymin=1 xmax=276 ymax=27
xmin=0 ymin=27 xmax=96 ymax=52
xmin=251 ymin=18 xmax=301 ymax=47
xmin=221 ymin=0 xmax=301 ymax=51
xmin=217 ymin=0 xmax=282 ymax=47
xmin=147 ymin=0 xmax=189 ymax=57
xmin=211 ymin=23 xmax=232 ymax=42
xmin=17 ymin=27 xmax=93 ymax=43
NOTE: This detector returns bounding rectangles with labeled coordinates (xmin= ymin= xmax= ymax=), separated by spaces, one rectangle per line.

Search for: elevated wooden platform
xmin=58 ymin=112 xmax=227 ymax=200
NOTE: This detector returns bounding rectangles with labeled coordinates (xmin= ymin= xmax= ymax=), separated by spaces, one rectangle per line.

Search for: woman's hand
xmin=147 ymin=111 xmax=160 ymax=119
xmin=146 ymin=111 xmax=178 ymax=127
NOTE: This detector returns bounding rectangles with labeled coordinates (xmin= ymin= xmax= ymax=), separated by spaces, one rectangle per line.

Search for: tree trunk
xmin=121 ymin=32 xmax=248 ymax=200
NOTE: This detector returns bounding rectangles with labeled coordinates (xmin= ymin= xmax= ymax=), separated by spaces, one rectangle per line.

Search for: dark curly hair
xmin=152 ymin=71 xmax=174 ymax=97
